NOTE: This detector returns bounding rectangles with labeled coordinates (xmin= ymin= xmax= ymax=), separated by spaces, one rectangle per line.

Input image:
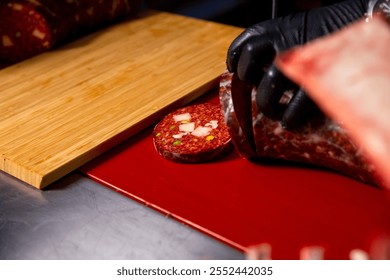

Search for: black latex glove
xmin=227 ymin=0 xmax=369 ymax=129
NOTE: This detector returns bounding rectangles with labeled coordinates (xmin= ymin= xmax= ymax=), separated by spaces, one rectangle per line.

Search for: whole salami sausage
xmin=0 ymin=0 xmax=141 ymax=64
xmin=219 ymin=70 xmax=383 ymax=187
xmin=275 ymin=17 xmax=390 ymax=189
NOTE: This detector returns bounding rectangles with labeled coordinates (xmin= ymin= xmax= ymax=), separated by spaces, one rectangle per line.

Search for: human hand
xmin=227 ymin=0 xmax=368 ymax=129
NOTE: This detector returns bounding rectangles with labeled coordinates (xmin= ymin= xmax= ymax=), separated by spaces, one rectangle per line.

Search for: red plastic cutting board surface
xmin=81 ymin=92 xmax=390 ymax=259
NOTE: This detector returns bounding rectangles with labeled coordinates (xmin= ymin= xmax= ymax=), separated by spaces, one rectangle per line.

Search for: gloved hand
xmin=227 ymin=0 xmax=369 ymax=129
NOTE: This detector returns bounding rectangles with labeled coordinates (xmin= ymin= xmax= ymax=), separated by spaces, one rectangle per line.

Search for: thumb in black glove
xmin=227 ymin=0 xmax=369 ymax=129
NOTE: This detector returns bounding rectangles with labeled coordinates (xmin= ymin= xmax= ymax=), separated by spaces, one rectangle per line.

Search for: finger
xmin=255 ymin=64 xmax=296 ymax=119
xmin=227 ymin=25 xmax=271 ymax=72
xmin=236 ymin=36 xmax=275 ymax=84
xmin=227 ymin=31 xmax=254 ymax=73
xmin=281 ymin=89 xmax=318 ymax=130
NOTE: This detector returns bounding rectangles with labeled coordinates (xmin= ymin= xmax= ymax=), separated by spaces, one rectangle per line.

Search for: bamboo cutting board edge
xmin=0 ymin=11 xmax=243 ymax=189
xmin=40 ymin=78 xmax=219 ymax=188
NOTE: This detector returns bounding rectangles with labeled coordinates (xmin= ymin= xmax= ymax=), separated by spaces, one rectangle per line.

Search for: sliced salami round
xmin=153 ymin=103 xmax=233 ymax=163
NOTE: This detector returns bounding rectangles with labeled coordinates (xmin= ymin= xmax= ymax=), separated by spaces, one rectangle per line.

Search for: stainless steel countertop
xmin=0 ymin=1 xmax=259 ymax=261
xmin=0 ymin=171 xmax=243 ymax=260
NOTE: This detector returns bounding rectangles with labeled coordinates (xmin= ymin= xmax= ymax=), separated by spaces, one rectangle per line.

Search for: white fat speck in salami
xmin=153 ymin=103 xmax=233 ymax=163
xmin=179 ymin=122 xmax=195 ymax=132
xmin=32 ymin=28 xmax=46 ymax=40
xmin=2 ymin=35 xmax=13 ymax=47
xmin=173 ymin=113 xmax=191 ymax=122
xmin=11 ymin=3 xmax=23 ymax=10
xmin=205 ymin=120 xmax=218 ymax=129
xmin=191 ymin=126 xmax=212 ymax=137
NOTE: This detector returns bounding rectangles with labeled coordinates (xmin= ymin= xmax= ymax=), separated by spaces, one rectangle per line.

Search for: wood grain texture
xmin=0 ymin=11 xmax=243 ymax=189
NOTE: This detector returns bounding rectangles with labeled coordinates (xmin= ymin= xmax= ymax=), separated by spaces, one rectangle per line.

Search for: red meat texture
xmin=219 ymin=70 xmax=384 ymax=188
xmin=153 ymin=103 xmax=233 ymax=163
xmin=276 ymin=17 xmax=390 ymax=189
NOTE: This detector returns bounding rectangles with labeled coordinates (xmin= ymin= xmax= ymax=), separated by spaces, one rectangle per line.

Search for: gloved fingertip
xmin=226 ymin=51 xmax=238 ymax=73
xmin=281 ymin=89 xmax=319 ymax=130
xmin=255 ymin=64 xmax=296 ymax=120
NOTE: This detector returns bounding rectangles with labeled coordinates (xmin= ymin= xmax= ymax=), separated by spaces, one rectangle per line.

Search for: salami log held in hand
xmin=275 ymin=17 xmax=390 ymax=189
xmin=219 ymin=70 xmax=384 ymax=188
xmin=0 ymin=0 xmax=141 ymax=64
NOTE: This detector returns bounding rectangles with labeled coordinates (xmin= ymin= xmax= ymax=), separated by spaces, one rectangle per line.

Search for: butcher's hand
xmin=227 ymin=0 xmax=368 ymax=129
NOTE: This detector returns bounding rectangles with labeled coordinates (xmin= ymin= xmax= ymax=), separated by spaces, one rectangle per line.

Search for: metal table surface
xmin=0 ymin=0 xmax=249 ymax=261
xmin=0 ymin=0 xmax=334 ymax=262
xmin=0 ymin=2 xmax=250 ymax=260
xmin=0 ymin=171 xmax=243 ymax=260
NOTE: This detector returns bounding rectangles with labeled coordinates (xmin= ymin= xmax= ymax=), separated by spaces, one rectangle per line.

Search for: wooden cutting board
xmin=0 ymin=11 xmax=243 ymax=189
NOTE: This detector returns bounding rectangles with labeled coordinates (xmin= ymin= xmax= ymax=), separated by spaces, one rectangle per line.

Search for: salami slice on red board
xmin=0 ymin=0 xmax=141 ymax=63
xmin=276 ymin=17 xmax=390 ymax=189
xmin=219 ymin=71 xmax=382 ymax=187
xmin=153 ymin=103 xmax=233 ymax=163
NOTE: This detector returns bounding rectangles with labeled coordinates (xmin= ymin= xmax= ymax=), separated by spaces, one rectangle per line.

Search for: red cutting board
xmin=81 ymin=91 xmax=390 ymax=260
